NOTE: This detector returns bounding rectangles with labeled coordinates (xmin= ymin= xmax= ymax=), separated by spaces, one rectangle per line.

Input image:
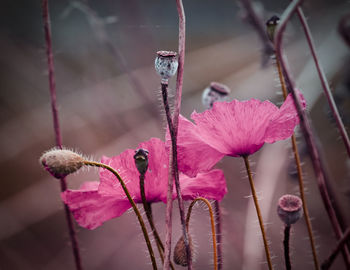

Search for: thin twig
xmin=84 ymin=161 xmax=157 ymax=270
xmin=186 ymin=198 xmax=218 ymax=270
xmin=322 ymin=228 xmax=350 ymax=270
xmin=243 ymin=156 xmax=273 ymax=270
xmin=275 ymin=56 xmax=319 ymax=270
xmin=274 ymin=0 xmax=350 ymax=267
xmin=41 ymin=1 xmax=83 ymax=269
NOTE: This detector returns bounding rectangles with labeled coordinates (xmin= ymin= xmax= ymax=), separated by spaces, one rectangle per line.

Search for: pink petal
xmin=173 ymin=115 xmax=225 ymax=177
xmin=191 ymin=99 xmax=279 ymax=157
xmin=264 ymin=91 xmax=306 ymax=144
xmin=61 ymin=181 xmax=131 ymax=230
xmin=178 ymin=169 xmax=227 ymax=202
xmin=99 ymin=138 xmax=168 ymax=203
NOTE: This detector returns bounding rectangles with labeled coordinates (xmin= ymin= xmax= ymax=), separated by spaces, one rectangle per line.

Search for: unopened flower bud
xmin=134 ymin=148 xmax=149 ymax=175
xmin=155 ymin=51 xmax=178 ymax=83
xmin=277 ymin=194 xmax=303 ymax=225
xmin=202 ymin=82 xmax=231 ymax=109
xmin=173 ymin=235 xmax=193 ymax=267
xmin=266 ymin=15 xmax=280 ymax=42
xmin=40 ymin=148 xmax=84 ymax=179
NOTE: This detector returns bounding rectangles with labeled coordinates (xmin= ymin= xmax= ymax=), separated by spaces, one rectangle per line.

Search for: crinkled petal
xmin=172 ymin=115 xmax=225 ymax=177
xmin=99 ymin=138 xmax=168 ymax=203
xmin=159 ymin=169 xmax=227 ymax=202
xmin=264 ymin=91 xmax=306 ymax=143
xmin=61 ymin=181 xmax=131 ymax=230
xmin=191 ymin=99 xmax=279 ymax=157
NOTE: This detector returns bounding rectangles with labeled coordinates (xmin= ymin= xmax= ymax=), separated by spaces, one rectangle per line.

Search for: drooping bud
xmin=277 ymin=194 xmax=303 ymax=225
xmin=40 ymin=148 xmax=85 ymax=179
xmin=154 ymin=51 xmax=178 ymax=83
xmin=133 ymin=148 xmax=149 ymax=175
xmin=173 ymin=235 xmax=193 ymax=267
xmin=202 ymin=82 xmax=231 ymax=109
xmin=266 ymin=15 xmax=280 ymax=42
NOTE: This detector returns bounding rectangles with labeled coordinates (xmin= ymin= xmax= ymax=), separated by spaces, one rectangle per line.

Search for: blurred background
xmin=1 ymin=0 xmax=350 ymax=269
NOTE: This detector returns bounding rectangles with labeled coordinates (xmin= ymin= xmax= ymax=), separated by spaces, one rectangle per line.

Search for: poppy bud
xmin=173 ymin=235 xmax=193 ymax=267
xmin=40 ymin=148 xmax=84 ymax=179
xmin=155 ymin=51 xmax=178 ymax=83
xmin=266 ymin=15 xmax=280 ymax=41
xmin=133 ymin=148 xmax=149 ymax=175
xmin=202 ymin=82 xmax=231 ymax=109
xmin=277 ymin=194 xmax=303 ymax=225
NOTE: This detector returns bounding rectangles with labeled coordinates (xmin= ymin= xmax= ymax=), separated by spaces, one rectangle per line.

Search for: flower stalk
xmin=41 ymin=1 xmax=82 ymax=269
xmin=274 ymin=0 xmax=350 ymax=267
xmin=283 ymin=225 xmax=291 ymax=270
xmin=243 ymin=155 xmax=273 ymax=270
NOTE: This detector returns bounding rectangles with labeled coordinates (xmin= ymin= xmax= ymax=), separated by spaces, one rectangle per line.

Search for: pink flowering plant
xmin=36 ymin=0 xmax=350 ymax=270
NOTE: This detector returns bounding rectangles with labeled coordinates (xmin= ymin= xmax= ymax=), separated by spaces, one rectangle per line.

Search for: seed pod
xmin=154 ymin=51 xmax=178 ymax=83
xmin=40 ymin=148 xmax=84 ymax=179
xmin=202 ymin=82 xmax=231 ymax=109
xmin=266 ymin=15 xmax=280 ymax=42
xmin=277 ymin=194 xmax=303 ymax=225
xmin=133 ymin=148 xmax=149 ymax=175
xmin=173 ymin=235 xmax=193 ymax=267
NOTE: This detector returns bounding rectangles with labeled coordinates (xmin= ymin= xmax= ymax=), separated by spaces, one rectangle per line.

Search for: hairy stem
xmin=243 ymin=156 xmax=273 ymax=270
xmin=283 ymin=225 xmax=291 ymax=270
xmin=41 ymin=1 xmax=82 ymax=269
xmin=213 ymin=201 xmax=223 ymax=270
xmin=275 ymin=56 xmax=319 ymax=270
xmin=186 ymin=198 xmax=218 ymax=270
xmin=84 ymin=161 xmax=157 ymax=270
xmin=274 ymin=0 xmax=350 ymax=267
xmin=139 ymin=174 xmax=175 ymax=270
xmin=322 ymin=228 xmax=350 ymax=270
xmin=161 ymin=82 xmax=192 ymax=270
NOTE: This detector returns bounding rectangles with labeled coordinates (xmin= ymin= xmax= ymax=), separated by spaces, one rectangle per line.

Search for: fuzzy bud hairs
xmin=40 ymin=148 xmax=85 ymax=179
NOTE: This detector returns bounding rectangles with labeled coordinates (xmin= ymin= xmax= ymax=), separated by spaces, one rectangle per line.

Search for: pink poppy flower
xmin=62 ymin=138 xmax=227 ymax=229
xmin=173 ymin=92 xmax=306 ymax=177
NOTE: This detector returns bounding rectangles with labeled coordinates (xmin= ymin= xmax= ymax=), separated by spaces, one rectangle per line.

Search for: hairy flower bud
xmin=173 ymin=235 xmax=193 ymax=267
xmin=202 ymin=82 xmax=231 ymax=109
xmin=266 ymin=15 xmax=280 ymax=42
xmin=40 ymin=148 xmax=85 ymax=179
xmin=155 ymin=51 xmax=178 ymax=83
xmin=133 ymin=148 xmax=149 ymax=175
xmin=277 ymin=194 xmax=303 ymax=225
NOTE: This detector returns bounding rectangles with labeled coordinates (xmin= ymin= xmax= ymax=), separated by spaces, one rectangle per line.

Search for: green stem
xmin=84 ymin=161 xmax=157 ymax=270
xmin=243 ymin=156 xmax=273 ymax=270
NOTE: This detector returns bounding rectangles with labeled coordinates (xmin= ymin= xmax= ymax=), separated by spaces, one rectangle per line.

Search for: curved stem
xmin=322 ymin=228 xmax=350 ymax=270
xmin=275 ymin=56 xmax=319 ymax=270
xmin=162 ymin=81 xmax=192 ymax=270
xmin=243 ymin=156 xmax=273 ymax=270
xmin=274 ymin=1 xmax=350 ymax=267
xmin=84 ymin=161 xmax=157 ymax=270
xmin=139 ymin=174 xmax=175 ymax=270
xmin=186 ymin=197 xmax=218 ymax=270
xmin=42 ymin=1 xmax=82 ymax=269
xmin=283 ymin=225 xmax=291 ymax=270
xmin=213 ymin=201 xmax=223 ymax=270
xmin=295 ymin=6 xmax=350 ymax=158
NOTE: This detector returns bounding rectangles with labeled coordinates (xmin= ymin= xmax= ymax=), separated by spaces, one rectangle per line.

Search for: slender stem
xmin=41 ymin=1 xmax=82 ymax=269
xmin=283 ymin=225 xmax=291 ymax=270
xmin=213 ymin=201 xmax=223 ymax=270
xmin=84 ymin=161 xmax=157 ymax=270
xmin=275 ymin=56 xmax=319 ymax=270
xmin=243 ymin=156 xmax=273 ymax=270
xmin=161 ymin=82 xmax=192 ymax=270
xmin=139 ymin=174 xmax=175 ymax=270
xmin=322 ymin=228 xmax=350 ymax=270
xmin=238 ymin=0 xmax=274 ymax=65
xmin=186 ymin=198 xmax=218 ymax=270
xmin=274 ymin=1 xmax=350 ymax=267
xmin=295 ymin=6 xmax=350 ymax=158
